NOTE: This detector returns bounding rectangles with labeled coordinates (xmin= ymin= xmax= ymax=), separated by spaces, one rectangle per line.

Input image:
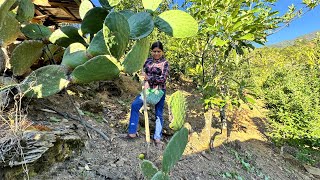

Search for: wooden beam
xmin=59 ymin=6 xmax=77 ymax=20
xmin=47 ymin=2 xmax=78 ymax=8
xmin=74 ymin=0 xmax=81 ymax=6
xmin=54 ymin=19 xmax=81 ymax=23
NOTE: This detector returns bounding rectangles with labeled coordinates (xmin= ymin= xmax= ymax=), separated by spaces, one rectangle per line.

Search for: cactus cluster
xmin=168 ymin=91 xmax=187 ymax=131
xmin=0 ymin=0 xmax=198 ymax=98
xmin=140 ymin=127 xmax=189 ymax=179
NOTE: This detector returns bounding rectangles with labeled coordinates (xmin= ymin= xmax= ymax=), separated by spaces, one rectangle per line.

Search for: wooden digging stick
xmin=142 ymin=80 xmax=151 ymax=156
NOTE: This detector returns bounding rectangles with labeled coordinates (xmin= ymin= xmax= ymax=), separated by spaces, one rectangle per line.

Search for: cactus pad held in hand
xmin=128 ymin=12 xmax=154 ymax=40
xmin=168 ymin=91 xmax=187 ymax=131
xmin=19 ymin=65 xmax=69 ymax=98
xmin=61 ymin=43 xmax=89 ymax=69
xmin=123 ymin=38 xmax=150 ymax=74
xmin=103 ymin=12 xmax=130 ymax=60
xmin=70 ymin=55 xmax=120 ymax=84
xmin=155 ymin=10 xmax=198 ymax=38
xmin=10 ymin=40 xmax=45 ymax=76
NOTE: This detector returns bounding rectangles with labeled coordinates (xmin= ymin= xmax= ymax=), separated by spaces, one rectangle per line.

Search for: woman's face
xmin=151 ymin=47 xmax=163 ymax=60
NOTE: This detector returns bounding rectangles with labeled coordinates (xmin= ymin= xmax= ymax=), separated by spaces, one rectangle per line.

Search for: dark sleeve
xmin=154 ymin=61 xmax=169 ymax=84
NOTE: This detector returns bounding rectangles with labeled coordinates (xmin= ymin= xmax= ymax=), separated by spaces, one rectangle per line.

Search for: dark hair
xmin=151 ymin=41 xmax=164 ymax=51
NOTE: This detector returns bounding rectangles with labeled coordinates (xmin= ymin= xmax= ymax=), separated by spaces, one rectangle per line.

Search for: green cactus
xmin=43 ymin=44 xmax=64 ymax=62
xmin=61 ymin=43 xmax=89 ymax=69
xmin=0 ymin=0 xmax=16 ymax=29
xmin=128 ymin=12 xmax=154 ymax=40
xmin=151 ymin=171 xmax=169 ymax=180
xmin=79 ymin=0 xmax=94 ymax=20
xmin=155 ymin=10 xmax=198 ymax=38
xmin=142 ymin=0 xmax=163 ymax=12
xmin=99 ymin=0 xmax=121 ymax=8
xmin=0 ymin=12 xmax=20 ymax=46
xmin=119 ymin=10 xmax=134 ymax=20
xmin=141 ymin=160 xmax=158 ymax=180
xmin=49 ymin=26 xmax=87 ymax=47
xmin=87 ymin=30 xmax=111 ymax=57
xmin=122 ymin=37 xmax=150 ymax=74
xmin=70 ymin=55 xmax=120 ymax=84
xmin=16 ymin=0 xmax=34 ymax=23
xmin=140 ymin=127 xmax=188 ymax=179
xmin=168 ymin=91 xmax=187 ymax=131
xmin=81 ymin=7 xmax=109 ymax=35
xmin=10 ymin=40 xmax=45 ymax=76
xmin=21 ymin=24 xmax=52 ymax=40
xmin=19 ymin=65 xmax=69 ymax=98
xmin=103 ymin=12 xmax=130 ymax=60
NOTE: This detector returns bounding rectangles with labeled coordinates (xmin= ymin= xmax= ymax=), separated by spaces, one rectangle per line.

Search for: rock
xmin=304 ymin=164 xmax=320 ymax=176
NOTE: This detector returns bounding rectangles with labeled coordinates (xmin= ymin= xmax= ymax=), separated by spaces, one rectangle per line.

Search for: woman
xmin=125 ymin=41 xmax=169 ymax=145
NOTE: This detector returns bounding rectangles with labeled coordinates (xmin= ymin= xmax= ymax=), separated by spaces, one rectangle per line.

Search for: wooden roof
xmin=33 ymin=0 xmax=93 ymax=25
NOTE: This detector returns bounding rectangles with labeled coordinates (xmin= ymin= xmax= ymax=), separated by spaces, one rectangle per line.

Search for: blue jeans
xmin=128 ymin=90 xmax=166 ymax=140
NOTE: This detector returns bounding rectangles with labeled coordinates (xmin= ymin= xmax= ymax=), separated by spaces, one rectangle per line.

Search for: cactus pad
xmin=19 ymin=65 xmax=69 ymax=98
xmin=81 ymin=7 xmax=109 ymax=35
xmin=123 ymin=37 xmax=149 ymax=74
xmin=49 ymin=26 xmax=87 ymax=47
xmin=61 ymin=43 xmax=89 ymax=69
xmin=141 ymin=160 xmax=158 ymax=180
xmin=10 ymin=40 xmax=45 ymax=76
xmin=168 ymin=91 xmax=187 ymax=131
xmin=119 ymin=10 xmax=134 ymax=20
xmin=99 ymin=0 xmax=120 ymax=8
xmin=0 ymin=12 xmax=20 ymax=46
xmin=0 ymin=0 xmax=16 ymax=29
xmin=103 ymin=12 xmax=130 ymax=60
xmin=162 ymin=127 xmax=188 ymax=173
xmin=79 ymin=0 xmax=94 ymax=20
xmin=16 ymin=0 xmax=34 ymax=23
xmin=128 ymin=12 xmax=154 ymax=40
xmin=155 ymin=10 xmax=198 ymax=38
xmin=87 ymin=30 xmax=111 ymax=57
xmin=21 ymin=24 xmax=52 ymax=40
xmin=70 ymin=55 xmax=120 ymax=84
xmin=151 ymin=171 xmax=169 ymax=180
xmin=142 ymin=0 xmax=163 ymax=12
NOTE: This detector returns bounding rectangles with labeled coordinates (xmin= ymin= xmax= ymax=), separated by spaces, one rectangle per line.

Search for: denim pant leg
xmin=154 ymin=90 xmax=166 ymax=140
xmin=128 ymin=95 xmax=143 ymax=134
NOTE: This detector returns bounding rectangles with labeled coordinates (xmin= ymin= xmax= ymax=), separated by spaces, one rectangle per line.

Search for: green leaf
xmin=81 ymin=7 xmax=109 ymax=35
xmin=16 ymin=0 xmax=34 ymax=23
xmin=245 ymin=96 xmax=256 ymax=104
xmin=10 ymin=40 xmax=45 ymax=76
xmin=79 ymin=0 xmax=94 ymax=20
xmin=140 ymin=160 xmax=158 ymax=180
xmin=21 ymin=24 xmax=52 ymax=39
xmin=155 ymin=10 xmax=198 ymax=38
xmin=123 ymin=37 xmax=150 ymax=74
xmin=212 ymin=37 xmax=228 ymax=46
xmin=142 ymin=0 xmax=162 ymax=12
xmin=128 ymin=12 xmax=154 ymax=40
xmin=151 ymin=171 xmax=169 ymax=180
xmin=236 ymin=33 xmax=255 ymax=41
xmin=0 ymin=12 xmax=20 ymax=46
xmin=103 ymin=12 xmax=130 ymax=59
xmin=20 ymin=65 xmax=69 ymax=98
xmin=162 ymin=127 xmax=188 ymax=173
xmin=49 ymin=26 xmax=87 ymax=47
xmin=70 ymin=55 xmax=120 ymax=84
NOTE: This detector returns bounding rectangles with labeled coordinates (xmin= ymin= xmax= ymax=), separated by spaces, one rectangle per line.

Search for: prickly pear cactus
xmin=81 ymin=7 xmax=109 ymax=35
xmin=141 ymin=160 xmax=158 ymax=180
xmin=21 ymin=24 xmax=52 ymax=40
xmin=155 ymin=10 xmax=198 ymax=38
xmin=103 ymin=12 xmax=130 ymax=60
xmin=19 ymin=65 xmax=69 ymax=98
xmin=16 ymin=0 xmax=34 ymax=23
xmin=79 ymin=0 xmax=94 ymax=20
xmin=151 ymin=171 xmax=169 ymax=180
xmin=142 ymin=0 xmax=163 ymax=12
xmin=122 ymin=37 xmax=149 ymax=74
xmin=87 ymin=30 xmax=111 ymax=57
xmin=168 ymin=91 xmax=187 ymax=131
xmin=70 ymin=55 xmax=120 ymax=84
xmin=128 ymin=12 xmax=154 ymax=40
xmin=99 ymin=0 xmax=120 ymax=8
xmin=0 ymin=0 xmax=16 ymax=29
xmin=10 ymin=40 xmax=45 ymax=76
xmin=119 ymin=10 xmax=134 ymax=20
xmin=162 ymin=127 xmax=188 ymax=174
xmin=61 ymin=43 xmax=89 ymax=69
xmin=0 ymin=12 xmax=20 ymax=46
xmin=43 ymin=44 xmax=64 ymax=62
xmin=49 ymin=26 xmax=87 ymax=47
